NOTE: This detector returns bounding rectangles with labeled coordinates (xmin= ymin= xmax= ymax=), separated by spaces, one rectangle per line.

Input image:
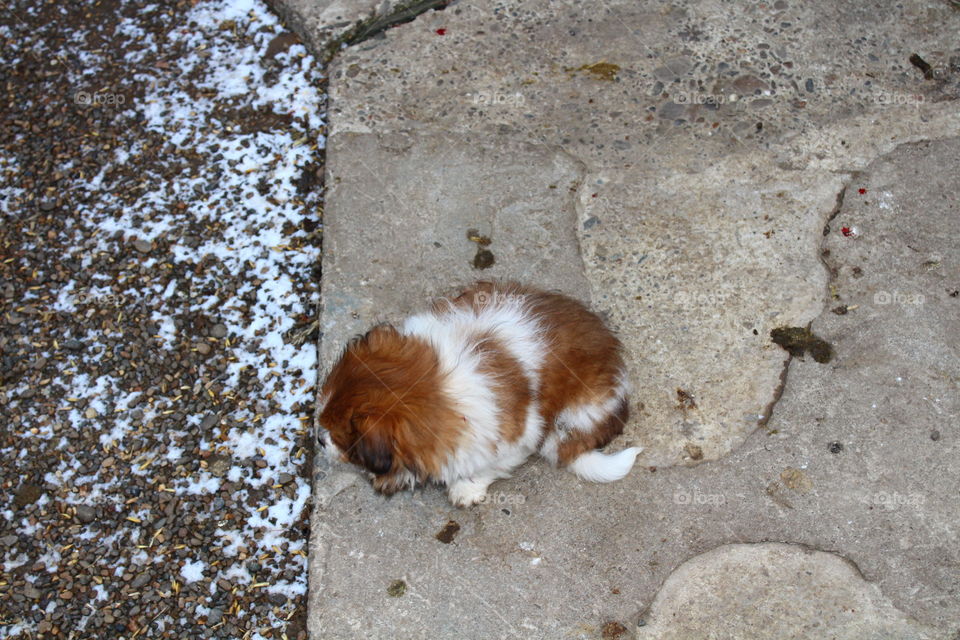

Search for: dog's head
xmin=317 ymin=324 xmax=460 ymax=493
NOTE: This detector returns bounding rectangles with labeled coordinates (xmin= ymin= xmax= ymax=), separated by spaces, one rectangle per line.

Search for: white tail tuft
xmin=568 ymin=447 xmax=642 ymax=483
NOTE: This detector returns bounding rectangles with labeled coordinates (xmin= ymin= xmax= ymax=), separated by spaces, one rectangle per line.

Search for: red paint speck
xmin=435 ymin=28 xmax=447 ymax=35
xmin=591 ymin=193 xmax=598 ymax=198
xmin=841 ymin=227 xmax=854 ymax=237
xmin=858 ymin=188 xmax=867 ymax=195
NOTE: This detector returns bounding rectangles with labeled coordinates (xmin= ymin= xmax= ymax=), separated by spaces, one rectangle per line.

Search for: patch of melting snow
xmin=180 ymin=558 xmax=207 ymax=584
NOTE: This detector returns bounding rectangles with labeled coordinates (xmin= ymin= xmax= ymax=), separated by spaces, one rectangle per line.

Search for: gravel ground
xmin=0 ymin=1 xmax=325 ymax=638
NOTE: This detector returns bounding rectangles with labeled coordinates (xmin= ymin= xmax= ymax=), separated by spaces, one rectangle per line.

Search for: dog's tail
xmin=568 ymin=447 xmax=642 ymax=483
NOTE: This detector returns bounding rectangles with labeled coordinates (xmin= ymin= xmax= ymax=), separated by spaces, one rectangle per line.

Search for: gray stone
xmin=22 ymin=583 xmax=41 ymax=600
xmin=653 ymin=56 xmax=693 ymax=82
xmin=657 ymin=100 xmax=686 ymax=119
xmin=207 ymin=453 xmax=232 ymax=478
xmin=637 ymin=544 xmax=938 ymax=639
xmin=206 ymin=607 xmax=223 ymax=626
xmin=75 ymin=505 xmax=96 ymax=523
xmin=131 ymin=572 xmax=151 ymax=590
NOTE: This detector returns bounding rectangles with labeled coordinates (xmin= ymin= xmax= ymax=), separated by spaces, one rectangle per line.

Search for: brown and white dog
xmin=316 ymin=281 xmax=640 ymax=506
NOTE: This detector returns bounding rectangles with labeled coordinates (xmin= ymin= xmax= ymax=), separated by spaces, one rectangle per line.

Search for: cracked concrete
xmin=268 ymin=0 xmax=960 ymax=637
xmin=267 ymin=0 xmax=451 ymax=59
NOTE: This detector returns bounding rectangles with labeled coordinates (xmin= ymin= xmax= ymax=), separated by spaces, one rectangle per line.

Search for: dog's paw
xmin=447 ymin=479 xmax=489 ymax=507
xmin=371 ymin=469 xmax=416 ymax=496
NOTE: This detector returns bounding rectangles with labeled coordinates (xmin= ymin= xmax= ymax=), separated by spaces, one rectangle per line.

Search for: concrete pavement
xmin=270 ymin=0 xmax=960 ymax=637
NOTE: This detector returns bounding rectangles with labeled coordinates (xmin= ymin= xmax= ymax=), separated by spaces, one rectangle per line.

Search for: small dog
xmin=317 ymin=281 xmax=641 ymax=506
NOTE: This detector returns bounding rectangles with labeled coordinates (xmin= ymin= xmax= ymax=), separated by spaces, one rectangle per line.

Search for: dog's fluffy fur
xmin=317 ymin=281 xmax=641 ymax=506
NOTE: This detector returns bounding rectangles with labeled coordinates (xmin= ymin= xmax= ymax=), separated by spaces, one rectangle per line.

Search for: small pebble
xmin=206 ymin=608 xmax=224 ymax=626
xmin=75 ymin=505 xmax=96 ymax=523
xmin=131 ymin=573 xmax=151 ymax=589
xmin=62 ymin=339 xmax=85 ymax=351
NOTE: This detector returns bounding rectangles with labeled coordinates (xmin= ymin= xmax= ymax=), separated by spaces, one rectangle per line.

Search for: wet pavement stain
xmin=435 ymin=520 xmax=461 ymax=544
xmin=770 ymin=326 xmax=834 ymax=363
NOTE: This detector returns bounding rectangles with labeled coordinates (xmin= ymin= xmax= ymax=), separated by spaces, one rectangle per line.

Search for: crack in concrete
xmin=562 ymin=151 xmax=594 ymax=298
xmin=321 ymin=0 xmax=452 ymax=61
xmin=761 ymin=134 xmax=959 ymax=440
xmin=760 ymin=174 xmax=856 ymax=434
xmin=821 ymin=183 xmax=849 ymax=237
xmin=757 ymin=175 xmax=852 ymax=434
xmin=758 ymin=356 xmax=790 ymax=431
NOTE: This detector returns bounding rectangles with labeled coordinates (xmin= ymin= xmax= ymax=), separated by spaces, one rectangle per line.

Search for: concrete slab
xmin=305 ymin=137 xmax=960 ymax=638
xmin=276 ymin=0 xmax=960 ymax=637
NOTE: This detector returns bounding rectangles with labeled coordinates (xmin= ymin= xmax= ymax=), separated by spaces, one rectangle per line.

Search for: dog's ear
xmin=363 ymin=323 xmax=400 ymax=349
xmin=353 ymin=423 xmax=393 ymax=476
